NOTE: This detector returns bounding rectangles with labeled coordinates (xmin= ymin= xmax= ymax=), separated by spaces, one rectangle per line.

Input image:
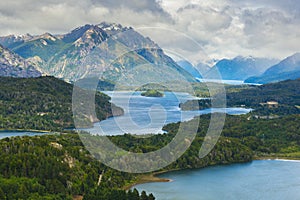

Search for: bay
xmin=134 ymin=160 xmax=300 ymax=200
xmin=82 ymin=91 xmax=252 ymax=135
xmin=0 ymin=131 xmax=50 ymax=139
xmin=196 ymin=78 xmax=262 ymax=86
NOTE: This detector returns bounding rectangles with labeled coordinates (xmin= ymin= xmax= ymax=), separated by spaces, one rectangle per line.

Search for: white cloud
xmin=0 ymin=0 xmax=299 ymax=62
xmin=155 ymin=0 xmax=300 ymax=61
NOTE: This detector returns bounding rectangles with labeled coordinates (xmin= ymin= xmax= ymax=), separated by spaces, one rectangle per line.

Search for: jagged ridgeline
xmin=0 ymin=23 xmax=196 ymax=86
xmin=245 ymin=53 xmax=300 ymax=84
xmin=0 ymin=76 xmax=123 ymax=131
xmin=0 ymin=44 xmax=41 ymax=78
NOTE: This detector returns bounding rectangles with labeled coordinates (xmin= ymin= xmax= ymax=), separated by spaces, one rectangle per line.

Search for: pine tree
xmin=140 ymin=191 xmax=148 ymax=200
xmin=0 ymin=187 xmax=6 ymax=200
xmin=148 ymin=193 xmax=155 ymax=200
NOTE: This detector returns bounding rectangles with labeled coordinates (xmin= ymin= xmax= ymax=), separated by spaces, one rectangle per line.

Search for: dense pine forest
xmin=0 ymin=77 xmax=299 ymax=199
xmin=0 ymin=76 xmax=123 ymax=131
xmin=226 ymin=79 xmax=300 ymax=115
xmin=180 ymin=79 xmax=300 ymax=116
xmin=1 ymin=113 xmax=300 ymax=199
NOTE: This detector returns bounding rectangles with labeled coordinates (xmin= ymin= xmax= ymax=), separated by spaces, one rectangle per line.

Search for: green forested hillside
xmin=0 ymin=130 xmax=252 ymax=199
xmin=226 ymin=79 xmax=300 ymax=115
xmin=0 ymin=133 xmax=154 ymax=200
xmin=0 ymin=76 xmax=123 ymax=131
xmin=0 ymin=77 xmax=299 ymax=199
xmin=226 ymin=79 xmax=300 ymax=106
xmin=180 ymin=79 xmax=300 ymax=116
xmin=0 ymin=113 xmax=299 ymax=199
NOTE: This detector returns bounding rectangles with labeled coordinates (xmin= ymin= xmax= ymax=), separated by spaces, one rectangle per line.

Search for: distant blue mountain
xmin=245 ymin=53 xmax=300 ymax=84
xmin=204 ymin=56 xmax=278 ymax=81
xmin=196 ymin=62 xmax=211 ymax=75
xmin=177 ymin=60 xmax=203 ymax=78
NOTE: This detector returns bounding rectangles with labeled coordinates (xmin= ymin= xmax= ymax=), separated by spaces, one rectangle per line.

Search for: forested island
xmin=179 ymin=99 xmax=211 ymax=111
xmin=141 ymin=89 xmax=164 ymax=97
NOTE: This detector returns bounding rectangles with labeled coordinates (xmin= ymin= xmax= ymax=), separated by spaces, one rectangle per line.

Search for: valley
xmin=0 ymin=19 xmax=299 ymax=200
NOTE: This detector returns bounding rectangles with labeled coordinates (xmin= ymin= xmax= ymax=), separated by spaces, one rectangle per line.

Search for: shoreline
xmin=127 ymin=156 xmax=300 ymax=190
xmin=0 ymin=128 xmax=53 ymax=133
xmin=123 ymin=174 xmax=170 ymax=191
xmin=2 ymin=129 xmax=300 ymax=190
xmin=254 ymin=154 xmax=300 ymax=161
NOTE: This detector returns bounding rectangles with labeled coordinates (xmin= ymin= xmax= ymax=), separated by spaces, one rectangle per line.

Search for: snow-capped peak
xmin=97 ymin=22 xmax=123 ymax=31
xmin=235 ymin=55 xmax=255 ymax=61
xmin=18 ymin=33 xmax=33 ymax=41
xmin=38 ymin=33 xmax=57 ymax=41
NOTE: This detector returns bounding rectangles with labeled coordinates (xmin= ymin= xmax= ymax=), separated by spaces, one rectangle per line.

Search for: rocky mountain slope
xmin=0 ymin=44 xmax=41 ymax=77
xmin=0 ymin=23 xmax=195 ymax=83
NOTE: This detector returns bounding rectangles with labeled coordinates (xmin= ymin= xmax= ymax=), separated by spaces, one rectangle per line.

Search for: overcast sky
xmin=0 ymin=0 xmax=299 ymax=63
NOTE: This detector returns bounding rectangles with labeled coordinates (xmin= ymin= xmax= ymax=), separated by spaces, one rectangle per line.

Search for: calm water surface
xmin=83 ymin=91 xmax=251 ymax=135
xmin=134 ymin=160 xmax=300 ymax=200
xmin=0 ymin=131 xmax=50 ymax=139
xmin=1 ymin=92 xmax=251 ymax=138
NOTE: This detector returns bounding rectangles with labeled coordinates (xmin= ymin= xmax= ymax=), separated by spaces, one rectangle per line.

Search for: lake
xmin=82 ymin=91 xmax=252 ymax=135
xmin=0 ymin=131 xmax=50 ymax=140
xmin=134 ymin=160 xmax=300 ymax=200
xmin=196 ymin=78 xmax=262 ymax=86
xmin=1 ymin=92 xmax=251 ymax=138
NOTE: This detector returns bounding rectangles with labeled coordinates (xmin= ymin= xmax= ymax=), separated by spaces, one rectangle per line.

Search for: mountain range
xmin=0 ymin=22 xmax=299 ymax=85
xmin=176 ymin=60 xmax=211 ymax=79
xmin=179 ymin=54 xmax=300 ymax=84
xmin=204 ymin=56 xmax=279 ymax=81
xmin=245 ymin=53 xmax=300 ymax=84
xmin=0 ymin=23 xmax=195 ymax=84
xmin=176 ymin=60 xmax=202 ymax=78
xmin=0 ymin=44 xmax=41 ymax=78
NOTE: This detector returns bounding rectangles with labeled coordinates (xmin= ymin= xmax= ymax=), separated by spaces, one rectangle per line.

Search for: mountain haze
xmin=177 ymin=60 xmax=203 ymax=78
xmin=245 ymin=53 xmax=300 ymax=84
xmin=204 ymin=56 xmax=278 ymax=81
xmin=196 ymin=62 xmax=211 ymax=75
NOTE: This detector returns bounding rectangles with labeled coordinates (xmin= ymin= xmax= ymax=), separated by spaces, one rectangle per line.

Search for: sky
xmin=0 ymin=0 xmax=299 ymax=64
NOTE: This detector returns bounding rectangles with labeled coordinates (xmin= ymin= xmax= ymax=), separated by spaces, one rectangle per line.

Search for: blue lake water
xmin=0 ymin=131 xmax=49 ymax=139
xmin=82 ymin=91 xmax=252 ymax=135
xmin=196 ymin=79 xmax=262 ymax=86
xmin=134 ymin=160 xmax=300 ymax=200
